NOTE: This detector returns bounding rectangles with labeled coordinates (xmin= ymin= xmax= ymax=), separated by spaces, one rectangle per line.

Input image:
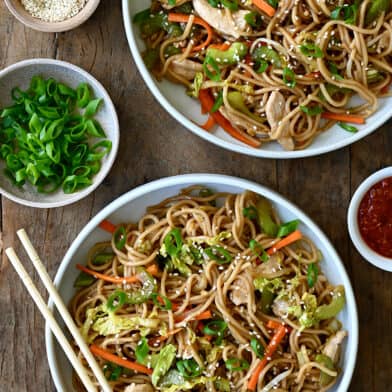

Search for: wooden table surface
xmin=0 ymin=1 xmax=391 ymax=391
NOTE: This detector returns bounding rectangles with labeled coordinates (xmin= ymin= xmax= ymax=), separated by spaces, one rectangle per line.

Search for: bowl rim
xmin=45 ymin=173 xmax=359 ymax=392
xmin=0 ymin=58 xmax=119 ymax=208
xmin=122 ymin=0 xmax=391 ymax=159
xmin=347 ymin=166 xmax=392 ymax=271
xmin=4 ymin=0 xmax=101 ymax=33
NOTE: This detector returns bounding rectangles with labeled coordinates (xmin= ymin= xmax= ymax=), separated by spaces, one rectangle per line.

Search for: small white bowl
xmin=4 ymin=0 xmax=100 ymax=33
xmin=347 ymin=167 xmax=392 ymax=271
xmin=0 ymin=59 xmax=119 ymax=208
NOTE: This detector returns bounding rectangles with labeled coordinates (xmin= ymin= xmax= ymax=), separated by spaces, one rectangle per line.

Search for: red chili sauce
xmin=357 ymin=176 xmax=392 ymax=258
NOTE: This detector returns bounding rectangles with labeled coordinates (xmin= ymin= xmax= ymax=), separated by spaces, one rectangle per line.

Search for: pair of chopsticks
xmin=5 ymin=229 xmax=112 ymax=392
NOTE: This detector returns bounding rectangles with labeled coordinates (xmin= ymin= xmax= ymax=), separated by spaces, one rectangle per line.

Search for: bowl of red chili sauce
xmin=348 ymin=167 xmax=392 ymax=271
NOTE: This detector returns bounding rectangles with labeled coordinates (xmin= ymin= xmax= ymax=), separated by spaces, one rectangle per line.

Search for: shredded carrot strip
xmin=175 ymin=309 xmax=212 ymax=322
xmin=304 ymin=71 xmax=321 ymax=78
xmin=252 ymin=0 xmax=276 ymax=17
xmin=75 ymin=263 xmax=159 ymax=284
xmin=148 ymin=328 xmax=183 ymax=345
xmin=98 ymin=219 xmax=116 ymax=234
xmin=155 ymin=295 xmax=180 ymax=311
xmin=321 ymin=112 xmax=365 ymax=124
xmin=266 ymin=320 xmax=292 ymax=333
xmin=201 ymin=115 xmax=216 ymax=131
xmin=168 ymin=13 xmax=213 ymax=52
xmin=266 ymin=320 xmax=284 ymax=329
xmin=247 ymin=324 xmax=288 ymax=391
xmin=199 ymin=89 xmax=261 ymax=148
xmin=90 ymin=344 xmax=153 ymax=375
xmin=267 ymin=230 xmax=302 ymax=255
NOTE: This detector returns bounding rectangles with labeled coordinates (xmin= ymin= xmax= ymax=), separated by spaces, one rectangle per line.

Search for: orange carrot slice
xmin=247 ymin=324 xmax=288 ymax=390
xmin=252 ymin=0 xmax=276 ymax=17
xmin=75 ymin=263 xmax=159 ymax=284
xmin=98 ymin=219 xmax=116 ymax=234
xmin=90 ymin=344 xmax=152 ymax=375
xmin=267 ymin=230 xmax=302 ymax=255
xmin=321 ymin=112 xmax=365 ymax=124
xmin=168 ymin=13 xmax=213 ymax=52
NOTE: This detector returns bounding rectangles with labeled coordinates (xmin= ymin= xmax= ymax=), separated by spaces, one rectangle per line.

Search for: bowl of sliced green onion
xmin=0 ymin=59 xmax=119 ymax=208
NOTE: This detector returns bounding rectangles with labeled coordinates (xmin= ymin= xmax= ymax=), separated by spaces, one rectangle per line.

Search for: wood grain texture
xmin=0 ymin=1 xmax=391 ymax=391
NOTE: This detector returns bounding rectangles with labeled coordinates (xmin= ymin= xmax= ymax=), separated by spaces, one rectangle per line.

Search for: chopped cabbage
xmin=82 ymin=304 xmax=160 ymax=338
xmin=152 ymin=344 xmax=177 ymax=386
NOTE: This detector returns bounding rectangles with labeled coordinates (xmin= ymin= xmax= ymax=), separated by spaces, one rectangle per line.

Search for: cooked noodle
xmin=134 ymin=0 xmax=392 ymax=150
xmin=70 ymin=187 xmax=347 ymax=391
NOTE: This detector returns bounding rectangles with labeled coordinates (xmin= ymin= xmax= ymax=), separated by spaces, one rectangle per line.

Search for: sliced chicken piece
xmin=230 ymin=276 xmax=248 ymax=305
xmin=193 ymin=0 xmax=249 ymax=38
xmin=169 ymin=58 xmax=203 ymax=80
xmin=272 ymin=298 xmax=290 ymax=318
xmin=124 ymin=384 xmax=154 ymax=392
xmin=265 ymin=91 xmax=295 ymax=150
xmin=322 ymin=330 xmax=347 ymax=364
xmin=251 ymin=254 xmax=286 ymax=279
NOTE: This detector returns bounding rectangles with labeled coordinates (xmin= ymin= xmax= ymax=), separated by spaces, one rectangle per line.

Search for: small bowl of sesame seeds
xmin=4 ymin=0 xmax=100 ymax=33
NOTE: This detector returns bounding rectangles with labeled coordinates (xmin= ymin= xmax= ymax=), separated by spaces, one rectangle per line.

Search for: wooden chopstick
xmin=5 ymin=247 xmax=99 ymax=392
xmin=5 ymin=229 xmax=113 ymax=392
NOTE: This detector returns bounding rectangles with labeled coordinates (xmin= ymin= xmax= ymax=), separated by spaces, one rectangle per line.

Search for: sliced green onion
xmin=93 ymin=253 xmax=114 ymax=266
xmin=103 ymin=362 xmax=123 ymax=381
xmin=208 ymin=0 xmax=219 ymax=6
xmin=221 ymin=0 xmax=238 ymax=11
xmin=283 ymin=67 xmax=296 ymax=88
xmin=176 ymin=359 xmax=203 ymax=378
xmin=225 ymin=358 xmax=250 ymax=371
xmin=84 ymin=98 xmax=102 ymax=117
xmin=257 ymin=60 xmax=269 ymax=74
xmin=244 ymin=11 xmax=262 ymax=28
xmin=203 ymin=56 xmax=222 ymax=82
xmin=203 ymin=320 xmax=227 ymax=345
xmin=276 ymin=219 xmax=300 ymax=237
xmin=331 ymin=4 xmax=358 ymax=24
xmin=0 ymin=77 xmax=110 ymax=195
xmin=250 ymin=338 xmax=265 ymax=358
xmin=338 ymin=122 xmax=358 ymax=133
xmin=243 ymin=206 xmax=258 ymax=220
xmin=135 ymin=337 xmax=149 ymax=364
xmin=299 ymin=42 xmax=323 ymax=58
xmin=300 ymin=105 xmax=324 ymax=116
xmin=168 ymin=0 xmax=176 ymax=5
xmin=211 ymin=91 xmax=224 ymax=113
xmin=151 ymin=293 xmax=173 ymax=310
xmin=74 ymin=271 xmax=96 ymax=287
xmin=307 ymin=263 xmax=318 ymax=288
xmin=164 ymin=228 xmax=183 ymax=258
xmin=328 ymin=62 xmax=343 ymax=81
xmin=132 ymin=8 xmax=151 ymax=24
xmin=107 ymin=290 xmax=127 ymax=312
xmin=204 ymin=246 xmax=232 ymax=264
xmin=249 ymin=239 xmax=269 ymax=263
xmin=76 ymin=83 xmax=91 ymax=108
xmin=113 ymin=226 xmax=127 ymax=250
xmin=267 ymin=0 xmax=278 ymax=7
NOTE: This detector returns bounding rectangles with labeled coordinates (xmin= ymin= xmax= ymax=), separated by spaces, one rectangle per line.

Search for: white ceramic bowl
xmin=347 ymin=166 xmax=392 ymax=271
xmin=45 ymin=174 xmax=358 ymax=391
xmin=122 ymin=0 xmax=392 ymax=159
xmin=0 ymin=59 xmax=119 ymax=208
